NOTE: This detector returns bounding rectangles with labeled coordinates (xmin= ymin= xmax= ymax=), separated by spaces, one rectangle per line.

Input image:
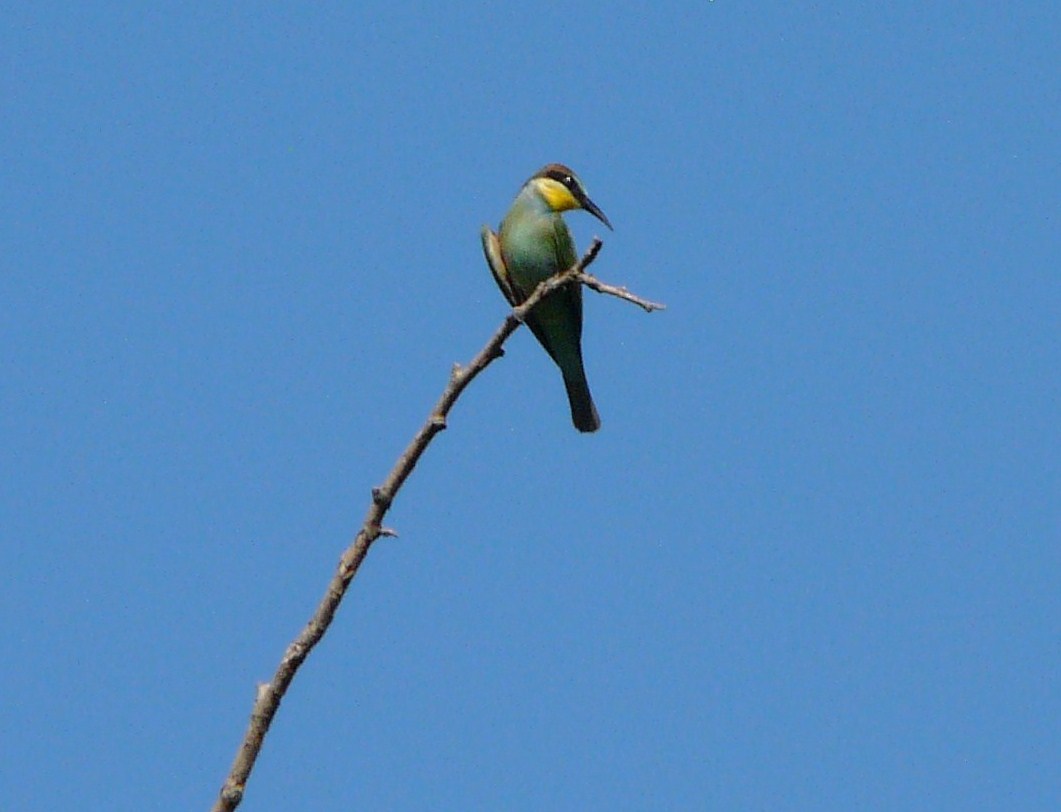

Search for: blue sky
xmin=3 ymin=3 xmax=1059 ymax=810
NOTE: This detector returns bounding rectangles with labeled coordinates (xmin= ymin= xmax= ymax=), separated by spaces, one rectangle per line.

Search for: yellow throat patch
xmin=534 ymin=177 xmax=581 ymax=212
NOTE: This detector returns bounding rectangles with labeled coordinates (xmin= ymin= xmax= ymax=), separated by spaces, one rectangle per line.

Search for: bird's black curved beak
xmin=578 ymin=192 xmax=613 ymax=231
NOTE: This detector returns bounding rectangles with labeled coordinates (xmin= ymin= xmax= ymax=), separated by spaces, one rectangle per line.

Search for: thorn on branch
xmin=582 ymin=237 xmax=604 ymax=268
xmin=378 ymin=526 xmax=399 ymax=538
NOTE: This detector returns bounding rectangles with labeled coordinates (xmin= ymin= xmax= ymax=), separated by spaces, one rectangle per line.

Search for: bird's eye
xmin=565 ymin=175 xmax=573 ymax=185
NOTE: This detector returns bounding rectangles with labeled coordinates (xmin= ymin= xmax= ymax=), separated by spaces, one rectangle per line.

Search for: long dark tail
xmin=563 ymin=365 xmax=601 ymax=433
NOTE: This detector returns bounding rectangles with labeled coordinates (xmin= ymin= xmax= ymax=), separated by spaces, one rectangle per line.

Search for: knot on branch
xmin=219 ymin=784 xmax=244 ymax=806
xmin=371 ymin=487 xmax=392 ymax=509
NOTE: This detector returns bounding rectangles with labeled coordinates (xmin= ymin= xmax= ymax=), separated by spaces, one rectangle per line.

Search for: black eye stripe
xmin=546 ymin=169 xmax=576 ymax=188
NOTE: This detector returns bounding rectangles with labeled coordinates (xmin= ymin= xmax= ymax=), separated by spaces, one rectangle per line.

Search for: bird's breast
xmin=500 ymin=214 xmax=562 ymax=289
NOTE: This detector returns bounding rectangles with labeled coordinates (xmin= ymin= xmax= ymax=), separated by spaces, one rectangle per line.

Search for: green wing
xmin=509 ymin=217 xmax=583 ymax=371
xmin=548 ymin=215 xmax=583 ymax=339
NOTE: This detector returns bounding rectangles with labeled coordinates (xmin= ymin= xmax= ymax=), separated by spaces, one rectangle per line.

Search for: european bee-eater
xmin=481 ymin=163 xmax=612 ymax=433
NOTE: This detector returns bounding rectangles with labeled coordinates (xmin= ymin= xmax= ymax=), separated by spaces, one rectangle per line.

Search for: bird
xmin=481 ymin=163 xmax=612 ymax=433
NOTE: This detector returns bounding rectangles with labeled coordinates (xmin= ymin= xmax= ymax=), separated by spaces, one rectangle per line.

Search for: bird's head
xmin=528 ymin=163 xmax=612 ymax=230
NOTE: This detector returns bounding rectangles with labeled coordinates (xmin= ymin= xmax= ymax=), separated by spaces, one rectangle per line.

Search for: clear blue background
xmin=3 ymin=3 xmax=1058 ymax=810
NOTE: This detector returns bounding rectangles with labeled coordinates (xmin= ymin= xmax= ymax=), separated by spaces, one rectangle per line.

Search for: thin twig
xmin=210 ymin=238 xmax=662 ymax=811
xmin=577 ymin=271 xmax=666 ymax=312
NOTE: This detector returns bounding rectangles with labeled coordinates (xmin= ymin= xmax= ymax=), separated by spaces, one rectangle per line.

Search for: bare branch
xmin=210 ymin=238 xmax=663 ymax=811
xmin=577 ymin=271 xmax=666 ymax=312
